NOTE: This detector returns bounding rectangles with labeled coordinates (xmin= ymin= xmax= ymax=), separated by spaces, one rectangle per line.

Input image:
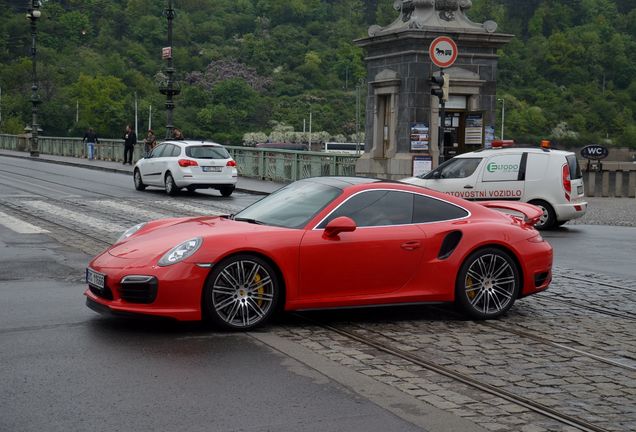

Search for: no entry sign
xmin=429 ymin=36 xmax=458 ymax=68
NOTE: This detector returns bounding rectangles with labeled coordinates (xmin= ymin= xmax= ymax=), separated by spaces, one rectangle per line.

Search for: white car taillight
xmin=562 ymin=163 xmax=571 ymax=201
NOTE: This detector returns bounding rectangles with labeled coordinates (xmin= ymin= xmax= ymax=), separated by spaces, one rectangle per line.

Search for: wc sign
xmin=580 ymin=145 xmax=609 ymax=160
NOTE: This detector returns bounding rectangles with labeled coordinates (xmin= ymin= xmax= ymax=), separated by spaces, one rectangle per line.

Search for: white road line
xmin=0 ymin=211 xmax=49 ymax=234
xmin=151 ymin=200 xmax=225 ymax=216
xmin=22 ymin=201 xmax=125 ymax=232
xmin=87 ymin=200 xmax=169 ymax=220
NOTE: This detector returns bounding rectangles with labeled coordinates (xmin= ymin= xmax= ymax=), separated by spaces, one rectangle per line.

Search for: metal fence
xmin=0 ymin=134 xmax=359 ymax=183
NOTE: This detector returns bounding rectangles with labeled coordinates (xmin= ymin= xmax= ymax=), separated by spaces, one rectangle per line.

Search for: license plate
xmin=577 ymin=185 xmax=583 ymax=195
xmin=202 ymin=166 xmax=222 ymax=172
xmin=86 ymin=268 xmax=105 ymax=289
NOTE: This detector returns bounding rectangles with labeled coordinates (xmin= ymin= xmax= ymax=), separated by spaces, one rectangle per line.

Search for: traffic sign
xmin=429 ymin=36 xmax=458 ymax=68
xmin=162 ymin=47 xmax=172 ymax=60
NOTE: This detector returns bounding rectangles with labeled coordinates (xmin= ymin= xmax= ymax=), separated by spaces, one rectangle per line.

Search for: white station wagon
xmin=133 ymin=140 xmax=238 ymax=196
xmin=402 ymin=145 xmax=587 ymax=229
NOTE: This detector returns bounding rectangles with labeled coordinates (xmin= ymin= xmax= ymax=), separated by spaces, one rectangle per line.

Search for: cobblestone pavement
xmin=1 ymin=193 xmax=634 ymax=432
xmin=568 ymin=197 xmax=636 ymax=227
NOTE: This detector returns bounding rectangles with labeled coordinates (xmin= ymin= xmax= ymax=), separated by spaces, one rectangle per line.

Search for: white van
xmin=402 ymin=145 xmax=587 ymax=229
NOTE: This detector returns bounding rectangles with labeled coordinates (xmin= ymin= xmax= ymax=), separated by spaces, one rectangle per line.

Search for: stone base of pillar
xmin=355 ymin=152 xmax=416 ymax=180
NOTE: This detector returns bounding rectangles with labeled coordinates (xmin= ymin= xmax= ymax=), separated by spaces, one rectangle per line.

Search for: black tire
xmin=165 ymin=173 xmax=179 ymax=196
xmin=203 ymin=254 xmax=279 ymax=330
xmin=133 ymin=169 xmax=146 ymax=191
xmin=455 ymin=247 xmax=520 ymax=320
xmin=187 ymin=186 xmax=197 ymax=193
xmin=220 ymin=186 xmax=235 ymax=197
xmin=529 ymin=199 xmax=556 ymax=230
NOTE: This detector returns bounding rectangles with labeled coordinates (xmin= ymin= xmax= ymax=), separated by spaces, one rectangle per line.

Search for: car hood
xmin=107 ymin=216 xmax=284 ymax=260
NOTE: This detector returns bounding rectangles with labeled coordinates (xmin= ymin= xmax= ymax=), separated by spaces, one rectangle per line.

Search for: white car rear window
xmin=186 ymin=146 xmax=230 ymax=159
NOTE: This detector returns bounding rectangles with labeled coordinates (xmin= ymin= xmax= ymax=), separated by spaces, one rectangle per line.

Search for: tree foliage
xmin=0 ymin=0 xmax=633 ymax=148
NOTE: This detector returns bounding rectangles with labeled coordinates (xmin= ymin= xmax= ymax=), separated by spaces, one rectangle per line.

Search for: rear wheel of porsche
xmin=456 ymin=248 xmax=520 ymax=319
xmin=204 ymin=255 xmax=279 ymax=330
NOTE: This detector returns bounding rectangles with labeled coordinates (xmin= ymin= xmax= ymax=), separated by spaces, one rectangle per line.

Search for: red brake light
xmin=226 ymin=160 xmax=237 ymax=167
xmin=178 ymin=159 xmax=198 ymax=167
xmin=562 ymin=163 xmax=571 ymax=200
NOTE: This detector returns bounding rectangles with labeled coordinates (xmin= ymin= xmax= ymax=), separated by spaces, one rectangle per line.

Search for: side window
xmin=170 ymin=145 xmax=182 ymax=157
xmin=425 ymin=158 xmax=482 ymax=179
xmin=151 ymin=144 xmax=167 ymax=158
xmin=319 ymin=190 xmax=414 ymax=228
xmin=413 ymin=195 xmax=469 ymax=223
xmin=482 ymin=154 xmax=523 ymax=182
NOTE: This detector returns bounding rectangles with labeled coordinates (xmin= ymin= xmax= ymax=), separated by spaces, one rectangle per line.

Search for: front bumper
xmin=85 ymin=255 xmax=210 ymax=321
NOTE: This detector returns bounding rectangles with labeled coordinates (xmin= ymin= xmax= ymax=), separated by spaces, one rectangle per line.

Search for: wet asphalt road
xmin=1 ymin=157 xmax=634 ymax=431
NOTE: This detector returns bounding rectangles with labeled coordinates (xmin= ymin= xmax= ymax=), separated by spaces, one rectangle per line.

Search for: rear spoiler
xmin=478 ymin=201 xmax=543 ymax=227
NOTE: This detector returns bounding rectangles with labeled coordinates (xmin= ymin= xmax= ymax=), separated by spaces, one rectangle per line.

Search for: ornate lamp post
xmin=160 ymin=0 xmax=180 ymax=139
xmin=27 ymin=0 xmax=42 ymax=157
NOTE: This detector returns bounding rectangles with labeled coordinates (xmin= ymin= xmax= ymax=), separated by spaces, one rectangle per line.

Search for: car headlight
xmin=117 ymin=222 xmax=146 ymax=242
xmin=158 ymin=237 xmax=203 ymax=266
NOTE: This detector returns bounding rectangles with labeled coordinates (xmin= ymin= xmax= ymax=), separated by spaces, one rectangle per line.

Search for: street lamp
xmin=497 ymin=97 xmax=505 ymax=140
xmin=27 ymin=0 xmax=42 ymax=157
xmin=160 ymin=0 xmax=180 ymax=139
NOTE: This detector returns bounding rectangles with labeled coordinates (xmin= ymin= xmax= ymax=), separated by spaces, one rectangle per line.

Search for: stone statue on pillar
xmin=369 ymin=0 xmax=497 ymax=36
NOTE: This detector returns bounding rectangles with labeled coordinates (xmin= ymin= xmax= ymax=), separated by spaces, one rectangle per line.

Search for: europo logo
xmin=487 ymin=162 xmax=519 ymax=173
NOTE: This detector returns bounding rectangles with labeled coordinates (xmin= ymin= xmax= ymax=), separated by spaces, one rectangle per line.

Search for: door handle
xmin=463 ymin=185 xmax=474 ymax=189
xmin=401 ymin=241 xmax=421 ymax=251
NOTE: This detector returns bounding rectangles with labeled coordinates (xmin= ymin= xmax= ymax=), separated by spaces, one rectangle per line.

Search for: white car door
xmin=140 ymin=143 xmax=168 ymax=186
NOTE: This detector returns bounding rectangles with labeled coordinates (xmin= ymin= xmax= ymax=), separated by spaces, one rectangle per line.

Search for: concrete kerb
xmin=0 ymin=149 xmax=284 ymax=195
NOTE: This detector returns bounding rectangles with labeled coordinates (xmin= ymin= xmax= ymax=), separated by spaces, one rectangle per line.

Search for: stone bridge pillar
xmin=355 ymin=0 xmax=513 ymax=179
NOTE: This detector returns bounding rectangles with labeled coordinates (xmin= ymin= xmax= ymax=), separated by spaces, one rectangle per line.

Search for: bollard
xmin=601 ymin=171 xmax=610 ymax=197
xmin=615 ymin=171 xmax=623 ymax=197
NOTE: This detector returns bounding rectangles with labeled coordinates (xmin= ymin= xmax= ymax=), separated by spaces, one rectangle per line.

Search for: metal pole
xmin=163 ymin=0 xmax=179 ymax=139
xmin=498 ymin=98 xmax=505 ymax=140
xmin=148 ymin=105 xmax=152 ymax=131
xmin=134 ymin=91 xmax=138 ymax=137
xmin=438 ymin=70 xmax=446 ymax=163
xmin=28 ymin=0 xmax=41 ymax=157
xmin=355 ymin=82 xmax=360 ymax=154
xmin=308 ymin=111 xmax=312 ymax=150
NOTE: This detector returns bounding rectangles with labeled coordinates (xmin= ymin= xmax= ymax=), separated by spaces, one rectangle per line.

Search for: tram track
xmin=296 ymin=315 xmax=616 ymax=432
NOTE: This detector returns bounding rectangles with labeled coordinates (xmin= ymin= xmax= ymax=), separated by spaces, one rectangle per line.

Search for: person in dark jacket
xmin=82 ymin=127 xmax=99 ymax=160
xmin=123 ymin=124 xmax=137 ymax=165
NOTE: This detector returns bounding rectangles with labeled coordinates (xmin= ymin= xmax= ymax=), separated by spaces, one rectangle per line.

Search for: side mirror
xmin=323 ymin=216 xmax=357 ymax=239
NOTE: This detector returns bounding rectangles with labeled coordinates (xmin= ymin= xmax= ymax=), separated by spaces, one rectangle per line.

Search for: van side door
xmin=474 ymin=152 xmax=526 ymax=201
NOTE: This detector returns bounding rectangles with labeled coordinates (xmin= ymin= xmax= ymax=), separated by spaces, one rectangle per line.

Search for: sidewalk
xmin=0 ymin=149 xmax=286 ymax=195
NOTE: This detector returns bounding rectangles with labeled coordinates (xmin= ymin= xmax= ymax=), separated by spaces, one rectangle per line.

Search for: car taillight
xmin=562 ymin=163 xmax=571 ymax=201
xmin=226 ymin=160 xmax=237 ymax=167
xmin=178 ymin=159 xmax=198 ymax=167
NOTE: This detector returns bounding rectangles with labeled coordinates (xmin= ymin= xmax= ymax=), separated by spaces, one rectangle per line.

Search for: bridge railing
xmin=0 ymin=134 xmax=358 ymax=183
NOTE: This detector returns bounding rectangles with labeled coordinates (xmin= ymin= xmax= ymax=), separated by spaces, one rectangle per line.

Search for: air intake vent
xmin=438 ymin=231 xmax=463 ymax=260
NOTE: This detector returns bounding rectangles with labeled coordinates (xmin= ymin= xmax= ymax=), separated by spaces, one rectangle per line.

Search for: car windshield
xmin=233 ymin=180 xmax=342 ymax=229
xmin=186 ymin=145 xmax=230 ymax=159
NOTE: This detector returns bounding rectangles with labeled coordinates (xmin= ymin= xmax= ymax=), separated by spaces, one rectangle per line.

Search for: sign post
xmin=429 ymin=36 xmax=458 ymax=164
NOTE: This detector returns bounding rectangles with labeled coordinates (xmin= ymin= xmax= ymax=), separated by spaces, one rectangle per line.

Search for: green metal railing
xmin=0 ymin=134 xmax=359 ymax=182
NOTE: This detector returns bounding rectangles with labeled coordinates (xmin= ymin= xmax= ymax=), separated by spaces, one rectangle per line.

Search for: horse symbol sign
xmin=429 ymin=36 xmax=458 ymax=68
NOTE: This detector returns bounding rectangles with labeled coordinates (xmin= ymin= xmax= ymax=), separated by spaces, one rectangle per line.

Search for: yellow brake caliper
xmin=466 ymin=276 xmax=476 ymax=299
xmin=253 ymin=273 xmax=265 ymax=306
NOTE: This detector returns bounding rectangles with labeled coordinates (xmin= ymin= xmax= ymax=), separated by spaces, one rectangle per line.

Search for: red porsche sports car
xmin=85 ymin=177 xmax=552 ymax=330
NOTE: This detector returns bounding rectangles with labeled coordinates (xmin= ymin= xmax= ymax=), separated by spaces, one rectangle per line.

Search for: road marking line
xmin=151 ymin=200 xmax=225 ymax=216
xmin=0 ymin=211 xmax=49 ymax=234
xmin=88 ymin=200 xmax=169 ymax=220
xmin=22 ymin=201 xmax=125 ymax=232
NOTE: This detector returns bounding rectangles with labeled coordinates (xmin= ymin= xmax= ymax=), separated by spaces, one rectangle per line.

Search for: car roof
xmin=162 ymin=140 xmax=224 ymax=147
xmin=298 ymin=176 xmax=383 ymax=190
xmin=455 ymin=147 xmax=573 ymax=158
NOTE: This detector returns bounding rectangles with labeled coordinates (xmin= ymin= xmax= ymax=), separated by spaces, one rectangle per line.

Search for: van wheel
xmin=529 ymin=200 xmax=556 ymax=230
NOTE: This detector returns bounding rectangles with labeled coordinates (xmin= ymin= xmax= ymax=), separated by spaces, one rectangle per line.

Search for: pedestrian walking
xmin=171 ymin=127 xmax=184 ymax=140
xmin=123 ymin=124 xmax=136 ymax=165
xmin=143 ymin=129 xmax=157 ymax=156
xmin=82 ymin=127 xmax=99 ymax=160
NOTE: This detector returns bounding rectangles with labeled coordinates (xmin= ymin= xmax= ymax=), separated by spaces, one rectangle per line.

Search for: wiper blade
xmin=232 ymin=217 xmax=266 ymax=225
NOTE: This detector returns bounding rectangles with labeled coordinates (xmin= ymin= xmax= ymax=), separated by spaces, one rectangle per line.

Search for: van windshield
xmin=422 ymin=158 xmax=482 ymax=179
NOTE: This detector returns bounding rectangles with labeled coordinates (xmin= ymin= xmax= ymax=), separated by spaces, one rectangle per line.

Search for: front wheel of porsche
xmin=203 ymin=255 xmax=279 ymax=330
xmin=455 ymin=248 xmax=520 ymax=320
